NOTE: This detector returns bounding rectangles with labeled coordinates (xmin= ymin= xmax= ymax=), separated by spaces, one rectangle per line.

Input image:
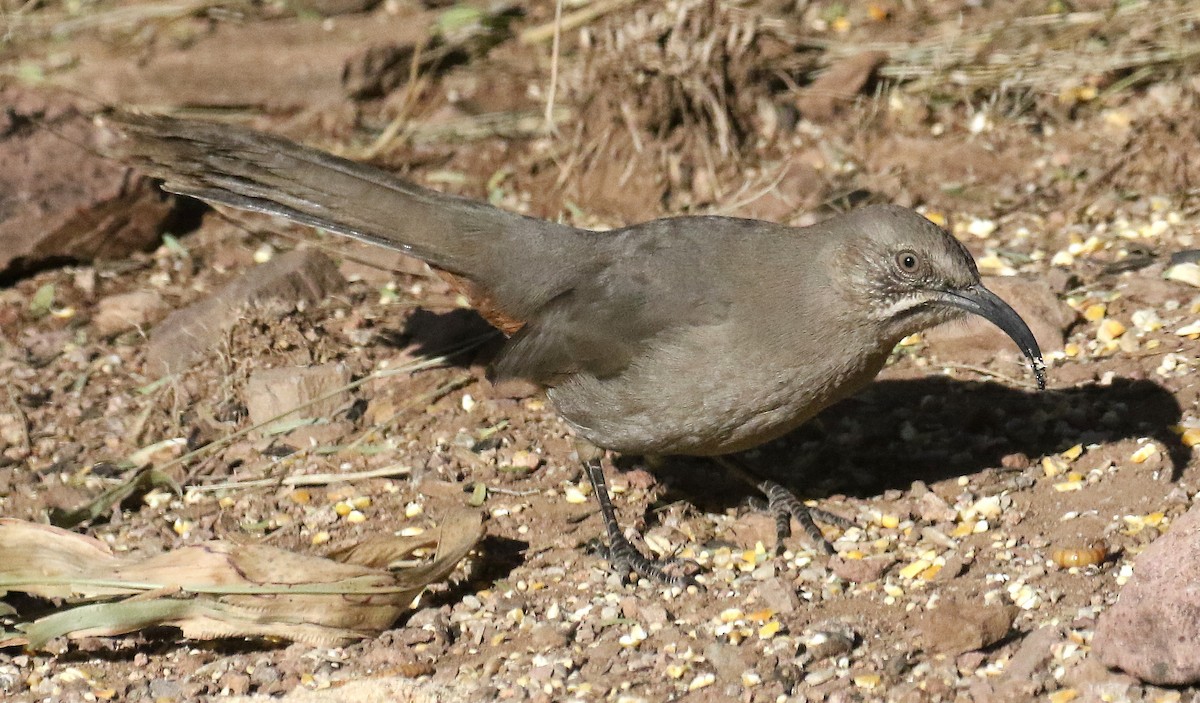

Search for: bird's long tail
xmin=103 ymin=112 xmax=586 ymax=320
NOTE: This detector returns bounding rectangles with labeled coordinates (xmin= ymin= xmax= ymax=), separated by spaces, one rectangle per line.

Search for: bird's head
xmin=832 ymin=204 xmax=1045 ymax=389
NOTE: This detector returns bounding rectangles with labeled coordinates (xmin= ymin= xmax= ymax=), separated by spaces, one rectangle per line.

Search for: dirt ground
xmin=3 ymin=0 xmax=1200 ymax=701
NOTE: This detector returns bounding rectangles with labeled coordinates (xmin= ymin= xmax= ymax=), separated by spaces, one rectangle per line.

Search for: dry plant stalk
xmin=574 ymin=0 xmax=769 ymax=157
xmin=0 ymin=511 xmax=482 ymax=648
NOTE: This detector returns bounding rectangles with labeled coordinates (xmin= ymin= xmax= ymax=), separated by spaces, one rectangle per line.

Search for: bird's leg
xmin=578 ymin=443 xmax=698 ymax=587
xmin=715 ymin=457 xmax=852 ymax=555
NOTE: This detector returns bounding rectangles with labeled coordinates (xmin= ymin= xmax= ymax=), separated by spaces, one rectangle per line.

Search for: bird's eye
xmin=896 ymin=250 xmax=921 ymax=273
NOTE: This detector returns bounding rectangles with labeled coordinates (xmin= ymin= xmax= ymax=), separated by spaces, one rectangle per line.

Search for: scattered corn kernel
xmin=1182 ymin=428 xmax=1200 ymax=448
xmin=719 ymin=608 xmax=744 ymax=623
xmin=619 ymin=624 xmax=648 ymax=647
xmin=1047 ymin=689 xmax=1078 ymax=703
xmin=334 ymin=501 xmax=353 ymax=516
xmin=899 ymin=559 xmax=932 ymax=580
xmin=970 ymin=495 xmax=1002 ymax=519
xmin=1175 ymin=321 xmax=1200 ymax=338
xmin=404 ymin=502 xmax=423 ymax=518
xmin=1097 ymin=319 xmax=1126 ymax=343
xmin=399 ymin=526 xmax=425 ymax=537
xmin=1132 ymin=309 xmax=1164 ymax=332
xmin=290 ymin=489 xmax=311 ymax=504
xmin=1131 ymin=443 xmax=1158 ymax=464
xmin=1061 ymin=444 xmax=1083 ymax=461
xmin=880 ymin=513 xmax=900 ymax=529
xmin=346 ymin=510 xmax=366 ymax=524
xmin=1166 ymin=263 xmax=1200 ymax=287
xmin=951 ymin=522 xmax=976 ymax=538
xmin=854 ymin=674 xmax=882 ymax=689
xmin=923 ymin=211 xmax=946 ymax=227
xmin=758 ymin=621 xmax=781 ymax=639
xmin=564 ymin=486 xmax=589 ymax=504
xmin=351 ymin=496 xmax=371 ymax=510
xmin=967 ymin=218 xmax=997 ymax=238
xmin=311 ymin=531 xmax=330 ymax=545
xmin=1082 ymin=304 xmax=1106 ymax=321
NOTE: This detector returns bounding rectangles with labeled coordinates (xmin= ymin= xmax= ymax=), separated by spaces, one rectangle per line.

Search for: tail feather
xmin=105 ymin=112 xmax=587 ymax=319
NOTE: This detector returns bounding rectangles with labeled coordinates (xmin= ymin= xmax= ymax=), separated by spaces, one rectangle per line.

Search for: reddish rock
xmin=145 ymin=249 xmax=344 ymax=375
xmin=917 ymin=601 xmax=1016 ymax=655
xmin=752 ymin=577 xmax=801 ymax=615
xmin=93 ymin=290 xmax=170 ymax=337
xmin=245 ymin=364 xmax=353 ymax=428
xmin=0 ymin=89 xmax=194 ymax=279
xmin=1094 ymin=502 xmax=1200 ymax=684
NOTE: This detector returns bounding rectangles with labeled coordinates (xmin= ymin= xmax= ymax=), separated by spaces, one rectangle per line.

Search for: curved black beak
xmin=941 ymin=284 xmax=1046 ymax=390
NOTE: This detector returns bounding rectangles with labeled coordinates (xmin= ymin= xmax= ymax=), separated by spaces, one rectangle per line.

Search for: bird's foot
xmin=581 ymin=452 xmax=701 ymax=588
xmin=597 ymin=533 xmax=701 ymax=588
xmin=756 ymin=479 xmax=853 ymax=555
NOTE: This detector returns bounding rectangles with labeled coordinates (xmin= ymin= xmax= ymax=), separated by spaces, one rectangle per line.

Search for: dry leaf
xmin=0 ymin=509 xmax=482 ymax=648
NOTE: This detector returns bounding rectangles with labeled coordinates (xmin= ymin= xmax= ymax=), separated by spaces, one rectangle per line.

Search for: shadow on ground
xmin=645 ymin=376 xmax=1189 ymax=515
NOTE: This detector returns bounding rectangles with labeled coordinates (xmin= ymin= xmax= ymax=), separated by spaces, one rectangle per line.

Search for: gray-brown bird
xmin=106 ymin=113 xmax=1045 ymax=586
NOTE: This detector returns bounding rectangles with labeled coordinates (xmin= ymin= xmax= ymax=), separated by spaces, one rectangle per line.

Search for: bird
xmin=105 ymin=112 xmax=1045 ymax=586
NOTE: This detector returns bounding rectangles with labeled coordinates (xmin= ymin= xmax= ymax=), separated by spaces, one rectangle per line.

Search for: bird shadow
xmin=378 ymin=308 xmax=504 ymax=367
xmin=381 ymin=310 xmax=1191 ymax=513
xmin=640 ymin=376 xmax=1189 ymax=515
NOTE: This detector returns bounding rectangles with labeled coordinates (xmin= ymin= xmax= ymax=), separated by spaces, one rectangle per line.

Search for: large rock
xmin=245 ymin=364 xmax=352 ymax=428
xmin=145 ymin=250 xmax=344 ymax=375
xmin=0 ymin=90 xmax=194 ymax=279
xmin=93 ymin=291 xmax=170 ymax=337
xmin=923 ymin=276 xmax=1073 ymax=363
xmin=916 ymin=601 xmax=1016 ymax=655
xmin=1094 ymin=502 xmax=1200 ymax=684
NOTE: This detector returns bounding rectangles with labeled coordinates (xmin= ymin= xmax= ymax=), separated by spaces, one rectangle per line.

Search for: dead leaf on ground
xmin=0 ymin=510 xmax=482 ymax=648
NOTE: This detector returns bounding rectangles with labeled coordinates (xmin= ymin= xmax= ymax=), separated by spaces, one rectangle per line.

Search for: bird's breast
xmin=548 ymin=323 xmax=891 ymax=457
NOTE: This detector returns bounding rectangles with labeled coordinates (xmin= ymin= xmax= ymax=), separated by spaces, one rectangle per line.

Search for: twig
xmin=519 ymin=0 xmax=638 ymax=45
xmin=543 ymin=0 xmax=564 ymax=133
xmin=5 ymin=385 xmax=29 ymax=454
xmin=711 ymin=162 xmax=793 ymax=216
xmin=191 ymin=464 xmax=413 ymax=492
